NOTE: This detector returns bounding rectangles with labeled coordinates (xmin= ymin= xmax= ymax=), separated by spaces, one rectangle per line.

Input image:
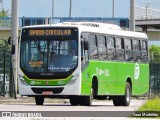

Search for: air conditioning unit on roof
xmin=62 ymin=22 xmax=121 ymax=30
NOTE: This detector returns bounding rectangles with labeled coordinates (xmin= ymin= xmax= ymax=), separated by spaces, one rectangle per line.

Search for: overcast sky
xmin=3 ymin=0 xmax=160 ymax=17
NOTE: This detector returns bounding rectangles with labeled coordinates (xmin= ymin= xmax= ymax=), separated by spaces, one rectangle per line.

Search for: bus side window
xmin=97 ymin=35 xmax=107 ymax=60
xmin=132 ymin=39 xmax=141 ymax=62
xmin=81 ymin=33 xmax=89 ymax=62
xmin=141 ymin=40 xmax=148 ymax=62
xmin=89 ymin=35 xmax=98 ymax=60
xmin=124 ymin=38 xmax=132 ymax=61
xmin=116 ymin=38 xmax=125 ymax=61
xmin=106 ymin=37 xmax=116 ymax=60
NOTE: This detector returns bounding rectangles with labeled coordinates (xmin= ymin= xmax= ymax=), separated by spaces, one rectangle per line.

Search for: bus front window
xmin=20 ymin=38 xmax=78 ymax=79
xmin=48 ymin=40 xmax=78 ymax=72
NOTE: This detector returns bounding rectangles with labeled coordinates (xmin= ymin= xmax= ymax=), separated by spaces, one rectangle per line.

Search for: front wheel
xmin=79 ymin=95 xmax=92 ymax=106
xmin=113 ymin=96 xmax=121 ymax=106
xmin=69 ymin=96 xmax=79 ymax=106
xmin=35 ymin=96 xmax=44 ymax=105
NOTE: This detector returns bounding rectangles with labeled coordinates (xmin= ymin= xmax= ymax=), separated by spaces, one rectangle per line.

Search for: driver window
xmin=81 ymin=33 xmax=89 ymax=63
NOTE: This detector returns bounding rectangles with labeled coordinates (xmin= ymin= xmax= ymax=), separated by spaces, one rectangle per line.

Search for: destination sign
xmin=29 ymin=61 xmax=43 ymax=67
xmin=29 ymin=29 xmax=72 ymax=36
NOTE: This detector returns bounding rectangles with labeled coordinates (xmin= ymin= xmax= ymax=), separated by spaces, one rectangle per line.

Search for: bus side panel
xmin=117 ymin=62 xmax=149 ymax=96
xmin=81 ymin=61 xmax=96 ymax=95
xmin=116 ymin=62 xmax=132 ymax=95
xmin=81 ymin=61 xmax=149 ymax=96
xmin=116 ymin=62 xmax=141 ymax=95
xmin=98 ymin=61 xmax=120 ymax=95
xmin=81 ymin=61 xmax=123 ymax=96
xmin=141 ymin=63 xmax=149 ymax=94
xmin=132 ymin=63 xmax=149 ymax=95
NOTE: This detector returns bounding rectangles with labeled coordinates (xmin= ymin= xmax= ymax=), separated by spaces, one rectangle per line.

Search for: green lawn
xmin=138 ymin=98 xmax=160 ymax=111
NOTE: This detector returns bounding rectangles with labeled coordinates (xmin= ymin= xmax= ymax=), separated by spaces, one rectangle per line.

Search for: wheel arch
xmin=92 ymin=76 xmax=98 ymax=96
xmin=126 ymin=77 xmax=132 ymax=92
xmin=92 ymin=76 xmax=98 ymax=84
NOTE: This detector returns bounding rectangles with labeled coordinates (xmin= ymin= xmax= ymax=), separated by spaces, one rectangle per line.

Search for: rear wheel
xmin=121 ymin=82 xmax=131 ymax=106
xmin=113 ymin=82 xmax=131 ymax=106
xmin=35 ymin=96 xmax=44 ymax=105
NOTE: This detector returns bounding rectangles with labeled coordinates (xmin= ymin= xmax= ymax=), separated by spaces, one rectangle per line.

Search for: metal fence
xmin=0 ymin=40 xmax=11 ymax=97
xmin=149 ymin=62 xmax=160 ymax=99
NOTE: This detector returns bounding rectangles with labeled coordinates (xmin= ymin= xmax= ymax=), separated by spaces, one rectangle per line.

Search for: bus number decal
xmin=96 ymin=68 xmax=109 ymax=76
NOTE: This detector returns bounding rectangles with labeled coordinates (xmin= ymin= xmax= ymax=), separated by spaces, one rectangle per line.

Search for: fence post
xmin=2 ymin=49 xmax=5 ymax=97
xmin=9 ymin=56 xmax=13 ymax=97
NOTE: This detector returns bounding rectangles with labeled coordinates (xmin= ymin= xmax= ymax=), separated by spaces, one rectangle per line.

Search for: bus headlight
xmin=68 ymin=74 xmax=79 ymax=85
xmin=18 ymin=74 xmax=28 ymax=86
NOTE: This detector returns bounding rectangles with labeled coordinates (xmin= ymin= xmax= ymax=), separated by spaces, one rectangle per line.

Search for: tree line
xmin=149 ymin=45 xmax=160 ymax=63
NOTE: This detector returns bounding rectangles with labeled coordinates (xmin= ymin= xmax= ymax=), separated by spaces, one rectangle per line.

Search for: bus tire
xmin=69 ymin=96 xmax=79 ymax=106
xmin=35 ymin=96 xmax=44 ymax=105
xmin=113 ymin=96 xmax=121 ymax=106
xmin=79 ymin=95 xmax=92 ymax=106
xmin=113 ymin=83 xmax=131 ymax=106
xmin=121 ymin=82 xmax=131 ymax=106
xmin=92 ymin=78 xmax=98 ymax=99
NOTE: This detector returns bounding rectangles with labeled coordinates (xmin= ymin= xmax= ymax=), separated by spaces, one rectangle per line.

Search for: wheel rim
xmin=126 ymin=86 xmax=130 ymax=103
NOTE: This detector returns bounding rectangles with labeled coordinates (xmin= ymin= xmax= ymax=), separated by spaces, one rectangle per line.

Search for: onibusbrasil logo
xmin=134 ymin=63 xmax=140 ymax=80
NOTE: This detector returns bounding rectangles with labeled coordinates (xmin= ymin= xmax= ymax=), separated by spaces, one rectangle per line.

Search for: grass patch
xmin=138 ymin=98 xmax=160 ymax=111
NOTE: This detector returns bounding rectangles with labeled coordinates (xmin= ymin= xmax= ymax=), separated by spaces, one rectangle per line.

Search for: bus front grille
xmin=31 ymin=87 xmax=64 ymax=94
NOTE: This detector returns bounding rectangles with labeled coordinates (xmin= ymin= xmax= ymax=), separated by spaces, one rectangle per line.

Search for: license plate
xmin=42 ymin=91 xmax=53 ymax=95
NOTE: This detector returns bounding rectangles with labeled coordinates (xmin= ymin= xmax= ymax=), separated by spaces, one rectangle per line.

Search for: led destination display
xmin=29 ymin=29 xmax=72 ymax=36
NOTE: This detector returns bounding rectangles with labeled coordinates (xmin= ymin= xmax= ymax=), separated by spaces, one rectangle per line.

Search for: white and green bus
xmin=18 ymin=22 xmax=149 ymax=106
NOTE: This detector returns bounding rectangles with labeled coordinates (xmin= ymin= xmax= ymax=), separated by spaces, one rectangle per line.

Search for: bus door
xmin=81 ymin=33 xmax=90 ymax=94
xmin=81 ymin=33 xmax=89 ymax=71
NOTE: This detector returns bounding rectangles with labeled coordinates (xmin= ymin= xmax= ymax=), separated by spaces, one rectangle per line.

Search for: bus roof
xmin=22 ymin=22 xmax=148 ymax=39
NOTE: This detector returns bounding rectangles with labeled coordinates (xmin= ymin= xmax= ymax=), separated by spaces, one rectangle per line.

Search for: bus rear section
xmin=18 ymin=27 xmax=83 ymax=105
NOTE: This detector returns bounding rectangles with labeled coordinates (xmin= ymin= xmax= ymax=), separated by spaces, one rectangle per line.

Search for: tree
xmin=0 ymin=0 xmax=9 ymax=17
xmin=0 ymin=9 xmax=9 ymax=17
xmin=149 ymin=45 xmax=160 ymax=63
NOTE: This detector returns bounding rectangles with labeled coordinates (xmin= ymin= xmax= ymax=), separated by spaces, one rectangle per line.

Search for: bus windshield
xmin=20 ymin=28 xmax=78 ymax=79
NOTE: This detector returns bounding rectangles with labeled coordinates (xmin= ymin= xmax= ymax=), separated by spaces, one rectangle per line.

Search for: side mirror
xmin=8 ymin=37 xmax=11 ymax=45
xmin=84 ymin=41 xmax=89 ymax=50
xmin=18 ymin=36 xmax=20 ymax=43
xmin=8 ymin=36 xmax=20 ymax=45
xmin=11 ymin=45 xmax=15 ymax=54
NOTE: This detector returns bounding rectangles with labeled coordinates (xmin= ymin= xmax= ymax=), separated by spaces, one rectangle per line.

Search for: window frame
xmin=115 ymin=37 xmax=125 ymax=61
xmin=82 ymin=32 xmax=148 ymax=63
xmin=96 ymin=35 xmax=107 ymax=60
xmin=88 ymin=34 xmax=98 ymax=60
